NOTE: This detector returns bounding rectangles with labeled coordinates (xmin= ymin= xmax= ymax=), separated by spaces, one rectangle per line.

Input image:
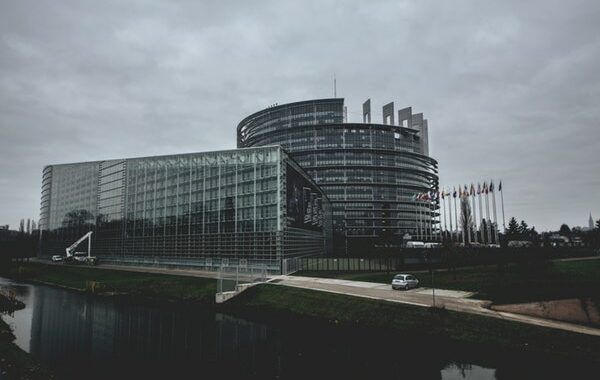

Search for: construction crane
xmin=64 ymin=231 xmax=97 ymax=265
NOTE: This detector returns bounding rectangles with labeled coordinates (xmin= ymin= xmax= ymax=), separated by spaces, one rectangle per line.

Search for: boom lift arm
xmin=65 ymin=231 xmax=93 ymax=258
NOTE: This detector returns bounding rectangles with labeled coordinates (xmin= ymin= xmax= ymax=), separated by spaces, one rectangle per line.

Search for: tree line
xmin=505 ymin=216 xmax=600 ymax=247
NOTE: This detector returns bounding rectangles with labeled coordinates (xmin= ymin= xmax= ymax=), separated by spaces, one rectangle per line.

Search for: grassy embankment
xmin=8 ymin=262 xmax=217 ymax=305
xmin=1 ymin=291 xmax=53 ymax=379
xmin=229 ymin=284 xmax=600 ymax=364
xmin=299 ymin=259 xmax=600 ymax=305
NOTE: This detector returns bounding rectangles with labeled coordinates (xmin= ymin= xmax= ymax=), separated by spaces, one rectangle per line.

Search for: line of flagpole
xmin=412 ymin=180 xmax=505 ymax=245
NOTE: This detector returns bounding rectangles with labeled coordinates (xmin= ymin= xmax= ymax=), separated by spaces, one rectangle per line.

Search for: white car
xmin=392 ymin=274 xmax=419 ymax=290
xmin=51 ymin=255 xmax=63 ymax=262
xmin=73 ymin=253 xmax=88 ymax=262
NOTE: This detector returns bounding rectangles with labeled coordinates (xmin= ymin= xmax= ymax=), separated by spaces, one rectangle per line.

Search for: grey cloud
xmin=1 ymin=0 xmax=599 ymax=231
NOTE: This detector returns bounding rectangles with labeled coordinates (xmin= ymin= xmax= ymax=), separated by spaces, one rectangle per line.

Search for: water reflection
xmin=1 ymin=277 xmax=503 ymax=379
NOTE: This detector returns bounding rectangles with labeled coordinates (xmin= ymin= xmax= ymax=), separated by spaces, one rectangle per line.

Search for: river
xmin=0 ymin=277 xmax=580 ymax=379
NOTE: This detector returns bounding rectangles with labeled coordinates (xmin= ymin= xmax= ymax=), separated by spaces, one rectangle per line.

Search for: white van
xmin=405 ymin=241 xmax=425 ymax=248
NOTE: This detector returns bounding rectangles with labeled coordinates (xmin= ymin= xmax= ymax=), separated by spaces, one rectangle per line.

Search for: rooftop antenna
xmin=334 ymin=73 xmax=337 ymax=98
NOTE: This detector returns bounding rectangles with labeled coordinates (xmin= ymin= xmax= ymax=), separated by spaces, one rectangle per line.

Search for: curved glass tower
xmin=238 ymin=98 xmax=438 ymax=254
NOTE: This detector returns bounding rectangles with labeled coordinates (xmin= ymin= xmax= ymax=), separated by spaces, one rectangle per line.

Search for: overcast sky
xmin=1 ymin=0 xmax=599 ymax=232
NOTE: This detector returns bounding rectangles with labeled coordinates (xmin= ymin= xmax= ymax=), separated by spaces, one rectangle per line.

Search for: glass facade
xmin=39 ymin=147 xmax=331 ymax=272
xmin=238 ymin=99 xmax=438 ymax=254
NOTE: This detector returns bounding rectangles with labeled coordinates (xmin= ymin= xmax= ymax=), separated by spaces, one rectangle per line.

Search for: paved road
xmin=274 ymin=275 xmax=600 ymax=337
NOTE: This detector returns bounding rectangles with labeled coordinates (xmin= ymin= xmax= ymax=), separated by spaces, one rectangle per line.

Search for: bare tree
xmin=460 ymin=197 xmax=473 ymax=245
xmin=62 ymin=209 xmax=94 ymax=227
xmin=26 ymin=218 xmax=31 ymax=234
xmin=19 ymin=219 xmax=25 ymax=234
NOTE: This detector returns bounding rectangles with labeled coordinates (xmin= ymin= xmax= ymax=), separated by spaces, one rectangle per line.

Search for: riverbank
xmin=5 ymin=262 xmax=600 ymax=367
xmin=0 ymin=289 xmax=24 ymax=313
xmin=227 ymin=284 xmax=600 ymax=365
xmin=0 ymin=292 xmax=54 ymax=379
xmin=7 ymin=262 xmax=216 ymax=305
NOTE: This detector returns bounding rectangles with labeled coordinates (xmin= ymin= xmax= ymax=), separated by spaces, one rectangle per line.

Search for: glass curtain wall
xmin=237 ymin=99 xmax=439 ymax=255
xmin=39 ymin=147 xmax=331 ymax=271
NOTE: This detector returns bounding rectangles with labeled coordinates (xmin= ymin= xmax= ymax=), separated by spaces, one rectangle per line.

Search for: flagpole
xmin=471 ymin=186 xmax=478 ymax=244
xmin=442 ymin=193 xmax=448 ymax=240
xmin=485 ymin=186 xmax=491 ymax=245
xmin=417 ymin=200 xmax=421 ymax=241
xmin=414 ymin=197 xmax=419 ymax=241
xmin=478 ymin=184 xmax=483 ymax=244
xmin=429 ymin=200 xmax=434 ymax=242
xmin=422 ymin=199 xmax=425 ymax=242
xmin=447 ymin=189 xmax=453 ymax=242
xmin=426 ymin=198 xmax=431 ymax=242
xmin=433 ymin=195 xmax=436 ymax=242
xmin=420 ymin=200 xmax=424 ymax=241
xmin=440 ymin=193 xmax=445 ymax=237
xmin=464 ymin=197 xmax=470 ymax=245
xmin=423 ymin=199 xmax=427 ymax=242
xmin=500 ymin=180 xmax=506 ymax=233
xmin=438 ymin=197 xmax=442 ymax=242
xmin=431 ymin=198 xmax=436 ymax=242
xmin=453 ymin=188 xmax=458 ymax=243
xmin=425 ymin=199 xmax=432 ymax=241
xmin=491 ymin=182 xmax=499 ymax=244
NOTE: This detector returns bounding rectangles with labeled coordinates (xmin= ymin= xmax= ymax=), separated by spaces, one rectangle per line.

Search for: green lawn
xmin=9 ymin=263 xmax=217 ymax=304
xmin=298 ymin=259 xmax=600 ymax=305
xmin=230 ymin=284 xmax=600 ymax=364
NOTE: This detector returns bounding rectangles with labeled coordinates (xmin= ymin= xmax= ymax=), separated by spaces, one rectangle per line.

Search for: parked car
xmin=73 ymin=253 xmax=89 ymax=263
xmin=51 ymin=255 xmax=63 ymax=262
xmin=405 ymin=241 xmax=425 ymax=248
xmin=508 ymin=240 xmax=533 ymax=248
xmin=392 ymin=274 xmax=419 ymax=290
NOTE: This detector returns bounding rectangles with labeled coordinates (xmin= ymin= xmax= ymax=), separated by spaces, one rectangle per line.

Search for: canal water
xmin=0 ymin=277 xmax=583 ymax=379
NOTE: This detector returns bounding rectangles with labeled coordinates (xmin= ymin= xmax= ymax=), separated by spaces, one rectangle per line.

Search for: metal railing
xmin=216 ymin=264 xmax=269 ymax=302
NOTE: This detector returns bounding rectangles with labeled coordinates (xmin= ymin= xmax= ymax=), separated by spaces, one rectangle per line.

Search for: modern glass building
xmin=39 ymin=146 xmax=331 ymax=272
xmin=238 ymin=99 xmax=438 ymax=254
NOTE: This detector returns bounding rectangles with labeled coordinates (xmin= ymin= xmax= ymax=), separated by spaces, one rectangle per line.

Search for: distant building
xmin=0 ymin=225 xmax=8 ymax=230
xmin=39 ymin=146 xmax=332 ymax=273
xmin=546 ymin=233 xmax=570 ymax=247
